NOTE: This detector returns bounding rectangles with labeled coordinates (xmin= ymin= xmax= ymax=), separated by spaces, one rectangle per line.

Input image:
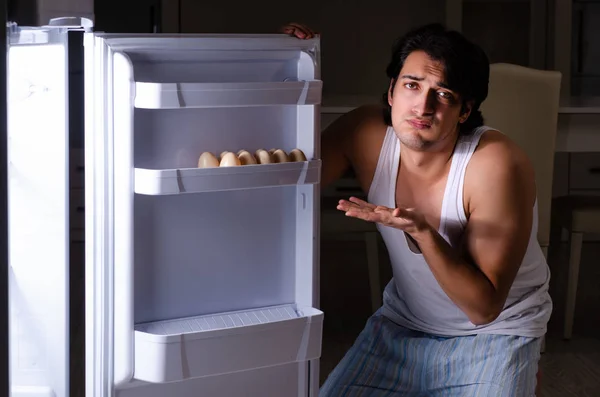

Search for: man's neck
xmin=399 ymin=134 xmax=458 ymax=181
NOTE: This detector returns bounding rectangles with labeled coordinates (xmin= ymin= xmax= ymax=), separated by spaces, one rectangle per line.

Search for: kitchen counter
xmin=320 ymin=95 xmax=600 ymax=153
xmin=559 ymin=97 xmax=600 ymax=114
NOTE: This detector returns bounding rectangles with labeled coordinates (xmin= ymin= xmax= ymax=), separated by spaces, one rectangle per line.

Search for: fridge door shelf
xmin=133 ymin=304 xmax=324 ymax=383
xmin=134 ymin=159 xmax=321 ymax=195
xmin=134 ymin=80 xmax=323 ymax=109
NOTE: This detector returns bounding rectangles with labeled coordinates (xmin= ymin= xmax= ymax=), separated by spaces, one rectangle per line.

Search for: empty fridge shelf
xmin=134 ymin=80 xmax=323 ymax=109
xmin=133 ymin=304 xmax=324 ymax=383
xmin=134 ymin=159 xmax=321 ymax=195
xmin=137 ymin=305 xmax=301 ymax=335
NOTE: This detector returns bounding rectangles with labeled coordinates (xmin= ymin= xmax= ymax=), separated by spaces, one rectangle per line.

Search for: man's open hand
xmin=337 ymin=197 xmax=430 ymax=237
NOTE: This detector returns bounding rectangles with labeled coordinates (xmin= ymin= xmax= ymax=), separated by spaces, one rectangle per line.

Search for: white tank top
xmin=368 ymin=125 xmax=552 ymax=337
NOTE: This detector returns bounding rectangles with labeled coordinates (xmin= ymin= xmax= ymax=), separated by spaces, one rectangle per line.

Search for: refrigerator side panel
xmin=295 ymin=105 xmax=319 ymax=311
xmin=7 ymin=29 xmax=70 ymax=397
xmin=309 ymin=47 xmax=322 ymax=397
xmin=0 ymin=2 xmax=8 ymax=396
xmin=296 ymin=47 xmax=322 ymax=396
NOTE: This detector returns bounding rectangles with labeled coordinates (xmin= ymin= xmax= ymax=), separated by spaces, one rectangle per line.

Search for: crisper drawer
xmin=569 ymin=153 xmax=600 ymax=190
xmin=133 ymin=305 xmax=323 ymax=383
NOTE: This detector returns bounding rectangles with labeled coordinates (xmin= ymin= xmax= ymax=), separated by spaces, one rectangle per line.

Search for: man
xmin=284 ymin=23 xmax=551 ymax=396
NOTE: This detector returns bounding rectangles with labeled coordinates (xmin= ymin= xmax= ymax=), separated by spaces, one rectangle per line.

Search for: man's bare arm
xmin=412 ymin=131 xmax=536 ymax=325
xmin=320 ymin=104 xmax=384 ymax=188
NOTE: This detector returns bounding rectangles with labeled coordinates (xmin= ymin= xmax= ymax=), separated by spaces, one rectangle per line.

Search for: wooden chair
xmin=479 ymin=63 xmax=562 ymax=395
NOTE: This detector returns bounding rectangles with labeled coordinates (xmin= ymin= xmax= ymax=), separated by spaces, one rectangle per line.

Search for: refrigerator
xmin=6 ymin=17 xmax=324 ymax=397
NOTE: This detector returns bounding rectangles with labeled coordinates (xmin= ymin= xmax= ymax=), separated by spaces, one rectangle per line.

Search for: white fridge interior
xmin=85 ymin=34 xmax=324 ymax=396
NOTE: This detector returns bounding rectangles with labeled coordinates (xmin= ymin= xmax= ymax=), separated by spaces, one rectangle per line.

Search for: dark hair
xmin=382 ymin=23 xmax=490 ymax=134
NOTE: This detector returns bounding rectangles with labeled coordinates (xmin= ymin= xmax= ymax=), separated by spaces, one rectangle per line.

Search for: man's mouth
xmin=407 ymin=119 xmax=432 ymax=129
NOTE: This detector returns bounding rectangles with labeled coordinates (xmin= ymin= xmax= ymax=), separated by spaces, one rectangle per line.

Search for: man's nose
xmin=412 ymin=90 xmax=436 ymax=116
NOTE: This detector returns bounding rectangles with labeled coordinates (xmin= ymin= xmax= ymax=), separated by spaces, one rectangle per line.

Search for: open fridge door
xmin=7 ymin=23 xmax=69 ymax=397
xmin=7 ymin=19 xmax=91 ymax=397
xmin=85 ymin=33 xmax=324 ymax=397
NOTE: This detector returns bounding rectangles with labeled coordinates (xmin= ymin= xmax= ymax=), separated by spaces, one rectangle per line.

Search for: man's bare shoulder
xmin=344 ymin=104 xmax=389 ymax=190
xmin=346 ymin=104 xmax=388 ymax=132
xmin=320 ymin=103 xmax=387 ymax=187
xmin=471 ymin=129 xmax=532 ymax=171
xmin=464 ymin=129 xmax=536 ymax=213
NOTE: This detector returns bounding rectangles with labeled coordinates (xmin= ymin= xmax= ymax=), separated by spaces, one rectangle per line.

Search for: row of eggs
xmin=198 ymin=148 xmax=308 ymax=168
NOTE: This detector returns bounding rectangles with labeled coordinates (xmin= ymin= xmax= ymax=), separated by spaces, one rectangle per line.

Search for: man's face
xmin=388 ymin=50 xmax=471 ymax=151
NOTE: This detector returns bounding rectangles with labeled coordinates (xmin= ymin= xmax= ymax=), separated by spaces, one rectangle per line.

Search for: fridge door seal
xmin=85 ymin=33 xmax=121 ymax=395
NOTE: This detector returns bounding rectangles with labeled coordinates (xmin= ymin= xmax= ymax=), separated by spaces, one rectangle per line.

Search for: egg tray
xmin=200 ymin=148 xmax=307 ymax=167
xmin=133 ymin=159 xmax=322 ymax=195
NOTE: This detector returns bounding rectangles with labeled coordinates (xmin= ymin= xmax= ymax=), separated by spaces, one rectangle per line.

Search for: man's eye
xmin=404 ymin=83 xmax=417 ymax=89
xmin=439 ymin=91 xmax=452 ymax=99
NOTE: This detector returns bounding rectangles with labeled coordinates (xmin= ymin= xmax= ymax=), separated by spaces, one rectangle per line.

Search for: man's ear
xmin=459 ymin=100 xmax=474 ymax=123
xmin=387 ymin=79 xmax=395 ymax=107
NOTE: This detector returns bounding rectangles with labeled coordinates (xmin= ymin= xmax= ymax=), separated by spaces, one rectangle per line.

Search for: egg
xmin=220 ymin=151 xmax=231 ymax=160
xmin=268 ymin=148 xmax=277 ymax=155
xmin=289 ymin=148 xmax=307 ymax=162
xmin=219 ymin=152 xmax=241 ymax=167
xmin=255 ymin=149 xmax=273 ymax=164
xmin=197 ymin=152 xmax=220 ymax=168
xmin=272 ymin=149 xmax=289 ymax=163
xmin=238 ymin=150 xmax=257 ymax=165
